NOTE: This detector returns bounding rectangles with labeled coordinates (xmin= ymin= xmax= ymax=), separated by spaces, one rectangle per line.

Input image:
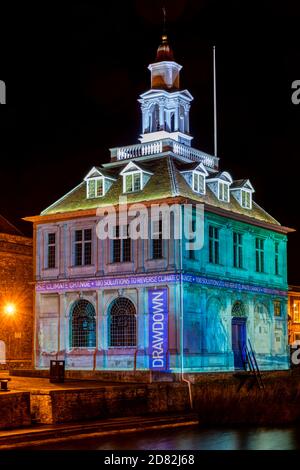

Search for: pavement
xmin=0 ymin=371 xmax=135 ymax=392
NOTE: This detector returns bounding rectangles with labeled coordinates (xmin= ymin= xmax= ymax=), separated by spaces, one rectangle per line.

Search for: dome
xmin=156 ymin=34 xmax=174 ymax=62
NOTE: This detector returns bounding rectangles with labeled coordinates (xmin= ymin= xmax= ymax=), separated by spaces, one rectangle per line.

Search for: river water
xmin=28 ymin=425 xmax=300 ymax=450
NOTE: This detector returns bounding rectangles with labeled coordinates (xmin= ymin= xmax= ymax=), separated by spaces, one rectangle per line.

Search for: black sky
xmin=1 ymin=1 xmax=300 ymax=283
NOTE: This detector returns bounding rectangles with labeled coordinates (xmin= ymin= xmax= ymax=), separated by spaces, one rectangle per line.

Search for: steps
xmin=0 ymin=413 xmax=199 ymax=449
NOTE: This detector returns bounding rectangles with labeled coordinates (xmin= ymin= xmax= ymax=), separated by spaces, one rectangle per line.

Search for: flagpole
xmin=213 ymin=45 xmax=217 ymax=157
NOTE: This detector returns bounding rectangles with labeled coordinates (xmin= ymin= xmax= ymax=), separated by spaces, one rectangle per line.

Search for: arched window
xmin=70 ymin=299 xmax=96 ymax=348
xmin=232 ymin=300 xmax=246 ymax=317
xmin=150 ymin=104 xmax=160 ymax=132
xmin=109 ymin=297 xmax=136 ymax=347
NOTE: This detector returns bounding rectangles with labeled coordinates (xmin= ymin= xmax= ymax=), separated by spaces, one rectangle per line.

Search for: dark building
xmin=0 ymin=215 xmax=33 ymax=368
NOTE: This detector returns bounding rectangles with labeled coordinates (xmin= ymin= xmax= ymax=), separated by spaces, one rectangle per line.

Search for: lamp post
xmin=3 ymin=303 xmax=16 ymax=365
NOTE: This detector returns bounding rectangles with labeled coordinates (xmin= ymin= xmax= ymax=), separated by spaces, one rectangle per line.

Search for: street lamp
xmin=4 ymin=303 xmax=16 ymax=316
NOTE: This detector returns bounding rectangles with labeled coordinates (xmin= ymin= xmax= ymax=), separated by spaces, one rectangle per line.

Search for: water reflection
xmin=29 ymin=425 xmax=300 ymax=450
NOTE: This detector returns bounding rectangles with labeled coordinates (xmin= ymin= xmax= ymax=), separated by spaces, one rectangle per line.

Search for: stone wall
xmin=0 ymin=392 xmax=31 ymax=429
xmin=28 ymin=371 xmax=300 ymax=426
xmin=0 ymin=233 xmax=33 ymax=365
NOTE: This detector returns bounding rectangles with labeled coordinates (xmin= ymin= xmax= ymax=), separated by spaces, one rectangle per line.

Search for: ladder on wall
xmin=240 ymin=339 xmax=264 ymax=390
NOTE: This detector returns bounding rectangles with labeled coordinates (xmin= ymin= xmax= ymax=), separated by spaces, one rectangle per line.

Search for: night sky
xmin=1 ymin=1 xmax=300 ymax=283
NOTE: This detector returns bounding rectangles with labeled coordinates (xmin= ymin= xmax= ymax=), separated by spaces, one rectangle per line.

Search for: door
xmin=231 ymin=317 xmax=246 ymax=369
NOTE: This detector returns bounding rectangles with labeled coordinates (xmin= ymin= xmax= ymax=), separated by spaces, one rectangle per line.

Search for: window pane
xmin=88 ymin=180 xmax=95 ymax=198
xmin=47 ymin=235 xmax=56 ymax=269
xmin=71 ymin=300 xmax=96 ymax=348
xmin=113 ymin=239 xmax=121 ymax=262
xmin=274 ymin=301 xmax=281 ymax=317
xmin=84 ymin=229 xmax=92 ymax=241
xmin=109 ymin=297 xmax=136 ymax=347
xmin=122 ymin=238 xmax=131 ymax=262
xmin=75 ymin=243 xmax=82 ymax=266
xmin=84 ymin=242 xmax=92 ymax=265
xmin=96 ymin=179 xmax=103 ymax=197
xmin=125 ymin=174 xmax=133 ymax=192
xmin=75 ymin=230 xmax=82 ymax=242
xmin=48 ymin=233 xmax=56 ymax=245
xmin=133 ymin=173 xmax=141 ymax=191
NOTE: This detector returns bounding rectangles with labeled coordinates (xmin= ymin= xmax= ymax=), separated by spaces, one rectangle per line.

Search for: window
xmin=255 ymin=237 xmax=264 ymax=273
xmin=293 ymin=300 xmax=300 ymax=322
xmin=109 ymin=297 xmax=136 ymax=347
xmin=274 ymin=300 xmax=281 ymax=317
xmin=125 ymin=173 xmax=141 ymax=193
xmin=87 ymin=178 xmax=104 ymax=198
xmin=209 ymin=226 xmax=220 ymax=264
xmin=193 ymin=172 xmax=205 ymax=194
xmin=233 ymin=232 xmax=243 ymax=268
xmin=47 ymin=233 xmax=56 ymax=269
xmin=188 ymin=219 xmax=196 ymax=260
xmin=70 ymin=299 xmax=96 ymax=348
xmin=74 ymin=229 xmax=92 ymax=266
xmin=112 ymin=226 xmax=131 ymax=263
xmin=275 ymin=241 xmax=279 ymax=275
xmin=241 ymin=190 xmax=251 ymax=209
xmin=219 ymin=182 xmax=229 ymax=202
xmin=151 ymin=219 xmax=163 ymax=259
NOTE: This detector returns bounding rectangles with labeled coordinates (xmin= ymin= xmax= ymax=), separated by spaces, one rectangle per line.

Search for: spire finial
xmin=156 ymin=6 xmax=174 ymax=61
xmin=162 ymin=6 xmax=167 ymax=34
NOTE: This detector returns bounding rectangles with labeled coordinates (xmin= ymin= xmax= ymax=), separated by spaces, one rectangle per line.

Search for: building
xmin=288 ymin=286 xmax=300 ymax=344
xmin=0 ymin=215 xmax=33 ymax=368
xmin=25 ymin=33 xmax=293 ymax=374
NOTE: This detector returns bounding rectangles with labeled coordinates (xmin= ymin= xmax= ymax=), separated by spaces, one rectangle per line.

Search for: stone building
xmin=26 ymin=33 xmax=293 ymax=374
xmin=288 ymin=286 xmax=300 ymax=344
xmin=0 ymin=215 xmax=33 ymax=367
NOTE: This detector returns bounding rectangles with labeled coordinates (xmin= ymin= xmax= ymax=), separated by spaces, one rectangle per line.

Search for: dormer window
xmin=120 ymin=161 xmax=153 ymax=194
xmin=87 ymin=178 xmax=104 ymax=199
xmin=125 ymin=172 xmax=142 ymax=193
xmin=219 ymin=182 xmax=230 ymax=202
xmin=193 ymin=172 xmax=205 ymax=194
xmin=230 ymin=179 xmax=254 ymax=210
xmin=84 ymin=166 xmax=116 ymax=199
xmin=180 ymin=162 xmax=208 ymax=195
xmin=241 ymin=190 xmax=251 ymax=209
xmin=206 ymin=171 xmax=232 ymax=203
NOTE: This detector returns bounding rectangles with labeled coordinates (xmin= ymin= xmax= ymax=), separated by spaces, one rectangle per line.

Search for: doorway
xmin=231 ymin=317 xmax=246 ymax=369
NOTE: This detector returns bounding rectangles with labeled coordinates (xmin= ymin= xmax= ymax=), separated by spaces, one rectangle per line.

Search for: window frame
xmin=255 ymin=237 xmax=265 ymax=273
xmin=275 ymin=241 xmax=280 ymax=276
xmin=293 ymin=299 xmax=300 ymax=323
xmin=218 ymin=182 xmax=230 ymax=202
xmin=87 ymin=177 xmax=104 ymax=199
xmin=70 ymin=299 xmax=96 ymax=349
xmin=274 ymin=300 xmax=282 ymax=317
xmin=111 ymin=225 xmax=132 ymax=263
xmin=241 ymin=189 xmax=252 ymax=209
xmin=151 ymin=218 xmax=163 ymax=260
xmin=123 ymin=171 xmax=142 ymax=193
xmin=208 ymin=225 xmax=220 ymax=264
xmin=192 ymin=171 xmax=205 ymax=194
xmin=233 ymin=232 xmax=243 ymax=269
xmin=73 ymin=228 xmax=93 ymax=267
xmin=46 ymin=232 xmax=56 ymax=269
